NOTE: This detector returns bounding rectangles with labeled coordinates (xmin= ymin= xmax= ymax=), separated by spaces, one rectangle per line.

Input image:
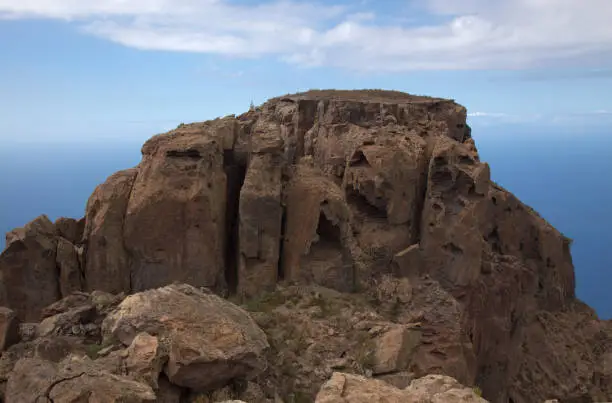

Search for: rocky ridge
xmin=0 ymin=89 xmax=610 ymax=402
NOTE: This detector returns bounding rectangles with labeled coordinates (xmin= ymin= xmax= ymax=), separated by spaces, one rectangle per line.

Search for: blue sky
xmin=1 ymin=0 xmax=612 ymax=144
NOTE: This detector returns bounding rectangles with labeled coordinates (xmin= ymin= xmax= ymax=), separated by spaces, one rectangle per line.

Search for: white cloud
xmin=2 ymin=0 xmax=612 ymax=71
xmin=468 ymin=112 xmax=509 ymax=118
xmin=467 ymin=111 xmax=546 ymax=126
xmin=468 ymin=108 xmax=612 ymax=127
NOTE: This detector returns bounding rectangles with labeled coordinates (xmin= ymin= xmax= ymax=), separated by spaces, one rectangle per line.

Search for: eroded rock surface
xmin=103 ymin=283 xmax=269 ymax=391
xmin=314 ymin=372 xmax=487 ymax=403
xmin=6 ymin=355 xmax=156 ymax=402
xmin=1 ymin=89 xmax=611 ymax=403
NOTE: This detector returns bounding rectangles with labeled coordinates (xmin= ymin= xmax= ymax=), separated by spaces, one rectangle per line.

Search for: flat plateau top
xmin=272 ymin=89 xmax=450 ymax=104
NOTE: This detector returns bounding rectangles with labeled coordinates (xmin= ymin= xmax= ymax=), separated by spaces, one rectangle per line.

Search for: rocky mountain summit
xmin=0 ymin=89 xmax=610 ymax=402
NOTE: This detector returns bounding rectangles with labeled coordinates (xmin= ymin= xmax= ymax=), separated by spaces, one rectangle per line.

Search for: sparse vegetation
xmin=355 ymin=331 xmax=377 ymax=372
xmin=191 ymin=394 xmax=208 ymax=403
xmin=84 ymin=336 xmax=118 ymax=359
xmin=473 ymin=386 xmax=483 ymax=397
xmin=287 ymin=390 xmax=311 ymax=403
xmin=308 ymin=293 xmax=339 ymax=318
xmin=279 ymin=89 xmax=441 ymax=103
xmin=84 ymin=343 xmax=104 ymax=359
xmin=390 ymin=297 xmax=402 ymax=321
xmin=242 ymin=289 xmax=287 ymax=312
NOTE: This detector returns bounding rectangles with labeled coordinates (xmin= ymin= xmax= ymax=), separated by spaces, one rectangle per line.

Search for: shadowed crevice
xmin=223 ymin=150 xmax=247 ymax=295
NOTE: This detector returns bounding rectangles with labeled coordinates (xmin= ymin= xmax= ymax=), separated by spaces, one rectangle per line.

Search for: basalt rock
xmin=1 ymin=89 xmax=610 ymax=402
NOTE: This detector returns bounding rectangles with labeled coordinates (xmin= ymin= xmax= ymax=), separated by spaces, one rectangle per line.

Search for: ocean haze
xmin=0 ymin=129 xmax=610 ymax=319
xmin=476 ymin=128 xmax=612 ymax=319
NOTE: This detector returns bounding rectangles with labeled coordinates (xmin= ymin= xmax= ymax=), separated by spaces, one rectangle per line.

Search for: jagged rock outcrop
xmin=1 ymin=89 xmax=610 ymax=402
xmin=0 ymin=215 xmax=86 ymax=321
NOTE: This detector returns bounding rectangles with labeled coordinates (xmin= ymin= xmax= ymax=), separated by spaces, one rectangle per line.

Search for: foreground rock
xmin=0 ymin=215 xmax=86 ymax=321
xmin=103 ymin=283 xmax=269 ymax=391
xmin=1 ymin=90 xmax=611 ymax=402
xmin=6 ymin=356 xmax=156 ymax=402
xmin=0 ymin=284 xmax=272 ymax=402
xmin=315 ymin=372 xmax=487 ymax=403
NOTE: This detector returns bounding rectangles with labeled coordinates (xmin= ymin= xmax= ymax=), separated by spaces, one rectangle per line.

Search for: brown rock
xmin=56 ymin=237 xmax=83 ymax=297
xmin=0 ymin=335 xmax=88 ymax=381
xmin=34 ymin=336 xmax=89 ymax=362
xmin=5 ymin=357 xmax=58 ymax=403
xmin=314 ymin=372 xmax=408 ymax=403
xmin=0 ymin=215 xmax=60 ymax=321
xmin=405 ymin=374 xmax=488 ymax=402
xmin=419 ymin=136 xmax=490 ymax=288
xmin=1 ymin=90 xmax=610 ymax=403
xmin=237 ymin=153 xmax=283 ymax=298
xmin=125 ymin=332 xmax=168 ymax=389
xmin=102 ymin=283 xmax=269 ymax=392
xmin=90 ymin=290 xmax=124 ymax=314
xmin=54 ymin=217 xmax=85 ymax=245
xmin=315 ymin=372 xmax=488 ymax=403
xmin=154 ymin=376 xmax=184 ymax=403
xmin=281 ymin=161 xmax=354 ymax=292
xmin=41 ymin=292 xmax=91 ymax=319
xmin=0 ymin=307 xmax=19 ymax=352
xmin=124 ymin=129 xmax=227 ymax=293
xmin=376 ymin=371 xmax=415 ymax=389
xmin=50 ymin=376 xmax=156 ymax=403
xmin=371 ymin=325 xmax=421 ymax=375
xmin=83 ymin=168 xmax=138 ymax=294
xmin=6 ymin=355 xmax=157 ymax=403
xmin=401 ymin=280 xmax=477 ymax=386
xmin=37 ymin=304 xmax=97 ymax=338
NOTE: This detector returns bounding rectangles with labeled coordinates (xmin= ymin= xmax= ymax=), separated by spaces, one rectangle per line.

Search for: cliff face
xmin=0 ymin=90 xmax=610 ymax=402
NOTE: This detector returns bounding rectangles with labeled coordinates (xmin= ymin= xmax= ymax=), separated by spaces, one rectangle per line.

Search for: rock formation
xmin=0 ymin=89 xmax=610 ymax=402
xmin=0 ymin=283 xmax=486 ymax=402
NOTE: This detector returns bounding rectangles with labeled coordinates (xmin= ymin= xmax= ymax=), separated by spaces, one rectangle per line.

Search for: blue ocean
xmin=1 ymin=129 xmax=610 ymax=318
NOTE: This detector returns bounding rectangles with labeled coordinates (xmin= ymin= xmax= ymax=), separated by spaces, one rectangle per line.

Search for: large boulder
xmin=102 ymin=283 xmax=269 ymax=392
xmin=371 ymin=324 xmax=421 ymax=375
